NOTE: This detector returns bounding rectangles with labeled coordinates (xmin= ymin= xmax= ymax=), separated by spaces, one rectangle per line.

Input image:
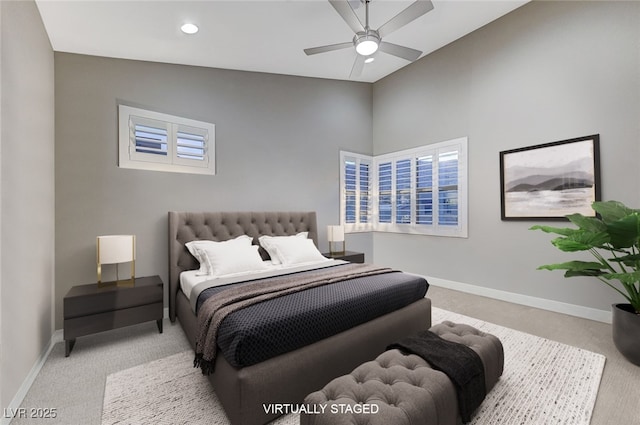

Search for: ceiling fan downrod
xmin=354 ymin=0 xmax=380 ymax=56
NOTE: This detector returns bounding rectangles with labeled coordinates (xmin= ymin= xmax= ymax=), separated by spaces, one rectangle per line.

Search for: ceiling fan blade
xmin=348 ymin=0 xmax=361 ymax=10
xmin=379 ymin=42 xmax=422 ymax=62
xmin=377 ymin=0 xmax=434 ymax=38
xmin=329 ymin=0 xmax=365 ymax=34
xmin=349 ymin=54 xmax=366 ymax=78
xmin=304 ymin=42 xmax=353 ymax=56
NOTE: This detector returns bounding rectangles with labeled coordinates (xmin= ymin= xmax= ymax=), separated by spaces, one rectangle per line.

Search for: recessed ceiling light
xmin=180 ymin=23 xmax=199 ymax=35
xmin=364 ymin=57 xmax=375 ymax=64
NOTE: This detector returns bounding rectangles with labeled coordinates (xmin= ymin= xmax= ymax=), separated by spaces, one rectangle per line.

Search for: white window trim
xmin=118 ymin=104 xmax=215 ymax=175
xmin=340 ymin=137 xmax=468 ymax=238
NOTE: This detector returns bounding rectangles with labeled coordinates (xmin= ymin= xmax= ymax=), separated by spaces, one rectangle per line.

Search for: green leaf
xmin=602 ymin=270 xmax=640 ymax=285
xmin=592 ymin=201 xmax=637 ymax=224
xmin=564 ymin=270 xmax=606 ymax=277
xmin=550 ymin=231 xmax=609 ymax=252
xmin=607 ymin=214 xmax=640 ymax=248
xmin=537 ymin=260 xmax=605 ymax=271
xmin=529 ymin=225 xmax=577 ymax=237
xmin=609 ymin=253 xmax=640 ymax=266
xmin=566 ymin=214 xmax=607 ymax=233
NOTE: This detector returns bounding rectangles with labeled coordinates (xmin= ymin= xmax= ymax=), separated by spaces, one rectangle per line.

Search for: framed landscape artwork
xmin=499 ymin=135 xmax=601 ymax=220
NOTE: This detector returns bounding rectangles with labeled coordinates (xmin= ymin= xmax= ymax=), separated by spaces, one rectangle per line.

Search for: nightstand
xmin=323 ymin=251 xmax=365 ymax=263
xmin=63 ymin=275 xmax=163 ymax=357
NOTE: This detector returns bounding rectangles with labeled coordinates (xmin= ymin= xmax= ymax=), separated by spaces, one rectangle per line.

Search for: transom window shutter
xmin=129 ymin=115 xmax=170 ymax=164
xmin=173 ymin=124 xmax=209 ymax=168
xmin=119 ymin=104 xmax=215 ymax=175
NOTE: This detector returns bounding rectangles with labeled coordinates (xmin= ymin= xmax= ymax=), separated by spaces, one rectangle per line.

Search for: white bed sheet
xmin=179 ymin=258 xmax=340 ymax=300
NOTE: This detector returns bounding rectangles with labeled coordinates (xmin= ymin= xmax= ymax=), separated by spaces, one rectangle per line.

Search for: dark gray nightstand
xmin=63 ymin=275 xmax=163 ymax=356
xmin=323 ymin=251 xmax=365 ymax=263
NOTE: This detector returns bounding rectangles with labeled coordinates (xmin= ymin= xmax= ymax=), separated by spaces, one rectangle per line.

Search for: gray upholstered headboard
xmin=167 ymin=211 xmax=318 ymax=321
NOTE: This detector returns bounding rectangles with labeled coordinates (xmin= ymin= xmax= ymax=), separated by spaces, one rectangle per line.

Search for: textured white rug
xmin=101 ymin=308 xmax=605 ymax=425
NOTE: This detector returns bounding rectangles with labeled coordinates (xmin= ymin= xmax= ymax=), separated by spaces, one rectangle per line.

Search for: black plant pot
xmin=612 ymin=303 xmax=640 ymax=366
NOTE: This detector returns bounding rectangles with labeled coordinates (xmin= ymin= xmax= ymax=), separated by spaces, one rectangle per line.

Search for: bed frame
xmin=168 ymin=211 xmax=432 ymax=425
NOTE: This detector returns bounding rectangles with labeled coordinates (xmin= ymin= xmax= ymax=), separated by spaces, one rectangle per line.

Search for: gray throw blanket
xmin=387 ymin=330 xmax=486 ymax=423
xmin=194 ymin=263 xmax=393 ymax=375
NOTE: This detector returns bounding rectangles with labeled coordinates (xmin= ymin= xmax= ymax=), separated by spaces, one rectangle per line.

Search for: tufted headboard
xmin=168 ymin=211 xmax=318 ymax=321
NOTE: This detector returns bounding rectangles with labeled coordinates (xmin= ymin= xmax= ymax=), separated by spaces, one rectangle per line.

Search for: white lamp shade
xmin=327 ymin=225 xmax=345 ymax=243
xmin=97 ymin=235 xmax=135 ymax=264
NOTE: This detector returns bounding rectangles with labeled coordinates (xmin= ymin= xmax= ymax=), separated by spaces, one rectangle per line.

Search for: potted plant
xmin=530 ymin=200 xmax=640 ymax=366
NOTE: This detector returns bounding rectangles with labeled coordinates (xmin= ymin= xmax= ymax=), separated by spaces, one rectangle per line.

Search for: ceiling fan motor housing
xmin=353 ymin=29 xmax=380 ymax=56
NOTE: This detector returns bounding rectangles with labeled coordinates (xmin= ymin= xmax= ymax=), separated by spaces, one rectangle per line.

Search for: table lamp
xmin=327 ymin=225 xmax=345 ymax=256
xmin=97 ymin=235 xmax=135 ymax=287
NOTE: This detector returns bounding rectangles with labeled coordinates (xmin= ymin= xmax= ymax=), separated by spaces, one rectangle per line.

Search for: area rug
xmin=102 ymin=308 xmax=605 ymax=425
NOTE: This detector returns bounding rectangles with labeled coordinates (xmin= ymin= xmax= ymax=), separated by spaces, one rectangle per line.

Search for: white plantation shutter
xmin=438 ymin=150 xmax=459 ymax=226
xmin=416 ymin=155 xmax=433 ymax=225
xmin=119 ymin=105 xmax=215 ymax=175
xmin=340 ymin=137 xmax=467 ymax=238
xmin=129 ymin=116 xmax=170 ymax=163
xmin=358 ymin=161 xmax=371 ymax=224
xmin=173 ymin=124 xmax=208 ymax=168
xmin=378 ymin=161 xmax=392 ymax=224
xmin=395 ymin=159 xmax=412 ymax=224
xmin=340 ymin=152 xmax=372 ymax=231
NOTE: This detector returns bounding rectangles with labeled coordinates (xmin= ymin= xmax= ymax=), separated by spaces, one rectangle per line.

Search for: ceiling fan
xmin=304 ymin=0 xmax=434 ymax=78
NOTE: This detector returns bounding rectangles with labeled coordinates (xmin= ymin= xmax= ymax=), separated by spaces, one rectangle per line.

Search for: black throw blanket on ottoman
xmin=388 ymin=329 xmax=486 ymax=423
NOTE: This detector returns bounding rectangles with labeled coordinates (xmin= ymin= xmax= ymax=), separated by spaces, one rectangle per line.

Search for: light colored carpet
xmin=101 ymin=308 xmax=605 ymax=425
xmin=431 ymin=308 xmax=605 ymax=425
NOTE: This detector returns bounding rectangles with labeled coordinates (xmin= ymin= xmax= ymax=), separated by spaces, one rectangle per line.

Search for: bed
xmin=168 ymin=211 xmax=432 ymax=425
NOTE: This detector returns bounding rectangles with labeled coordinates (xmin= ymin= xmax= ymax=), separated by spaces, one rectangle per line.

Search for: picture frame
xmin=499 ymin=135 xmax=601 ymax=221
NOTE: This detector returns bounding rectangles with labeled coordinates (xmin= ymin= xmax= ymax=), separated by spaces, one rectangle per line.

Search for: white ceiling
xmin=36 ymin=0 xmax=529 ymax=83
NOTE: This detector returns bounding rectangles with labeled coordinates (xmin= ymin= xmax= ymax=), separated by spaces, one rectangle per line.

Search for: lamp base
xmin=329 ymin=241 xmax=346 ymax=257
xmin=98 ymin=277 xmax=136 ymax=288
xmin=97 ymin=261 xmax=136 ymax=288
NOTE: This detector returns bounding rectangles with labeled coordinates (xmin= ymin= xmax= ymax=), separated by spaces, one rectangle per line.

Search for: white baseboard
xmin=2 ymin=309 xmax=171 ymax=425
xmin=427 ymin=276 xmax=612 ymax=324
xmin=1 ymin=330 xmax=62 ymax=425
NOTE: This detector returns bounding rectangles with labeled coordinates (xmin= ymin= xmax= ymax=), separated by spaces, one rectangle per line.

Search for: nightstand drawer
xmin=64 ymin=282 xmax=162 ymax=318
xmin=64 ymin=302 xmax=162 ymax=340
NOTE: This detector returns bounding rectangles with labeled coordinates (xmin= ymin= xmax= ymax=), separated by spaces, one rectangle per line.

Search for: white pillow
xmin=271 ymin=237 xmax=326 ymax=265
xmin=186 ymin=235 xmax=252 ymax=275
xmin=198 ymin=243 xmax=268 ymax=277
xmin=258 ymin=232 xmax=308 ymax=265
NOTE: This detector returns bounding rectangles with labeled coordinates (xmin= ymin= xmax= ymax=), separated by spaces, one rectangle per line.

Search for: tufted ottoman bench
xmin=301 ymin=321 xmax=504 ymax=425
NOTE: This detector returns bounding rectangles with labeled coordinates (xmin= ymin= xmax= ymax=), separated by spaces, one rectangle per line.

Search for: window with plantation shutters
xmin=118 ymin=105 xmax=215 ymax=175
xmin=339 ymin=137 xmax=467 ymax=238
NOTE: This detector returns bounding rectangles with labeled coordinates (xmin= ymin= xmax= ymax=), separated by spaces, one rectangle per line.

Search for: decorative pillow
xmin=271 ymin=237 xmax=326 ymax=265
xmin=198 ymin=243 xmax=268 ymax=277
xmin=259 ymin=232 xmax=308 ymax=265
xmin=186 ymin=235 xmax=252 ymax=275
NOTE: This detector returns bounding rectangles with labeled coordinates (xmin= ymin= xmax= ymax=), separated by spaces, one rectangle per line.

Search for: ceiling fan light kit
xmin=354 ymin=30 xmax=380 ymax=56
xmin=304 ymin=0 xmax=434 ymax=78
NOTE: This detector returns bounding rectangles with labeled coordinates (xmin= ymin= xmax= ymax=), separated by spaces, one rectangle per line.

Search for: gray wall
xmin=372 ymin=1 xmax=640 ymax=314
xmin=1 ymin=0 xmax=55 ymax=412
xmin=55 ymin=54 xmax=373 ymax=328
